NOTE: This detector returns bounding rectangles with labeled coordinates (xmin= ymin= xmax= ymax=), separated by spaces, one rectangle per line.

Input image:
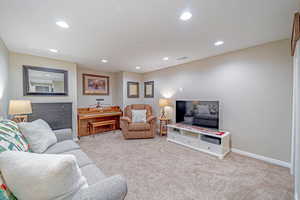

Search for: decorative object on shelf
xmin=144 ymin=81 xmax=154 ymax=98
xmin=83 ymin=74 xmax=109 ymax=95
xmin=292 ymin=12 xmax=300 ymax=56
xmin=9 ymin=100 xmax=32 ymax=122
xmin=159 ymin=118 xmax=170 ymax=136
xmin=159 ymin=98 xmax=171 ymax=119
xmin=127 ymin=81 xmax=139 ymax=98
xmin=23 ymin=65 xmax=68 ymax=96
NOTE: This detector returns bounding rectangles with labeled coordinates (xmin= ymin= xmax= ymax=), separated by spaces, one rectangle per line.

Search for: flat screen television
xmin=176 ymin=100 xmax=219 ymax=129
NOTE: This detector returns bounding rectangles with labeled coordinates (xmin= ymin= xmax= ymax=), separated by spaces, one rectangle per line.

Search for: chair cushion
xmin=128 ymin=123 xmax=150 ymax=131
xmin=44 ymin=140 xmax=80 ymax=154
xmin=61 ymin=149 xmax=94 ymax=168
xmin=0 ymin=120 xmax=30 ymax=153
xmin=81 ymin=164 xmax=106 ymax=185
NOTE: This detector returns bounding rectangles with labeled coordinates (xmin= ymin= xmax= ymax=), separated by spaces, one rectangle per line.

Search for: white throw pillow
xmin=132 ymin=109 xmax=147 ymax=123
xmin=0 ymin=151 xmax=88 ymax=200
xmin=18 ymin=119 xmax=57 ymax=153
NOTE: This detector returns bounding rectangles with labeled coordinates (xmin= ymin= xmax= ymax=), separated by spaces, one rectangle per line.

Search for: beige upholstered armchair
xmin=120 ymin=104 xmax=157 ymax=139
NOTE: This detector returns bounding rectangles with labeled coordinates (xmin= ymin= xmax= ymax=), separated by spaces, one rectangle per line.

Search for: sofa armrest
xmin=53 ymin=128 xmax=73 ymax=142
xmin=120 ymin=117 xmax=132 ymax=124
xmin=146 ymin=116 xmax=156 ymax=123
xmin=73 ymin=175 xmax=127 ymax=200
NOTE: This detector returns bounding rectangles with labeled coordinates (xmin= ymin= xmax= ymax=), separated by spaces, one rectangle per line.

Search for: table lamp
xmin=9 ymin=100 xmax=32 ymax=123
xmin=159 ymin=98 xmax=171 ymax=119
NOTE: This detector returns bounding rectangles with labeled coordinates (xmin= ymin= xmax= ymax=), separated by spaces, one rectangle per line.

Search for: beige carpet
xmin=79 ymin=131 xmax=293 ymax=200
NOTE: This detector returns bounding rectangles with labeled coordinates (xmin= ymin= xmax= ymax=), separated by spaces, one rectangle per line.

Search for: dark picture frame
xmin=82 ymin=74 xmax=109 ymax=95
xmin=127 ymin=81 xmax=139 ymax=98
xmin=144 ymin=81 xmax=154 ymax=98
xmin=292 ymin=12 xmax=300 ymax=56
xmin=23 ymin=65 xmax=68 ymax=96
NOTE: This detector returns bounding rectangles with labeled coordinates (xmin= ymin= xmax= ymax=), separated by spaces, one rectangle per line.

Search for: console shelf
xmin=167 ymin=124 xmax=231 ymax=159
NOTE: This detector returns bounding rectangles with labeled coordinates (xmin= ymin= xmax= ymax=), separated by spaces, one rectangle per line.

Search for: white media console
xmin=167 ymin=124 xmax=231 ymax=159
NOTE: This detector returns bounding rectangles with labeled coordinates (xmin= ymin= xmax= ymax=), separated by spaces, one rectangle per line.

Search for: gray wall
xmin=143 ymin=40 xmax=293 ymax=163
xmin=77 ymin=67 xmax=116 ymax=108
xmin=0 ymin=38 xmax=9 ymax=118
xmin=8 ymin=52 xmax=78 ymax=138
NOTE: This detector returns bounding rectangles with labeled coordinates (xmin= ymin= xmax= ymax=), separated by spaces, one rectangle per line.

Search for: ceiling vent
xmin=176 ymin=56 xmax=188 ymax=61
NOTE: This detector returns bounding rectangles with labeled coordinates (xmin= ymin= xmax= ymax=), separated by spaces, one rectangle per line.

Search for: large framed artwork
xmin=292 ymin=12 xmax=300 ymax=56
xmin=83 ymin=74 xmax=109 ymax=95
xmin=127 ymin=82 xmax=139 ymax=98
xmin=144 ymin=81 xmax=154 ymax=98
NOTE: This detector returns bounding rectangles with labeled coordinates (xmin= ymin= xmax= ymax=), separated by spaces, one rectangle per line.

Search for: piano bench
xmin=89 ymin=120 xmax=116 ymax=135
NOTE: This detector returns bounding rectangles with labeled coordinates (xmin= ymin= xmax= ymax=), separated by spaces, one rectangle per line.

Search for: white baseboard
xmin=231 ymin=148 xmax=291 ymax=168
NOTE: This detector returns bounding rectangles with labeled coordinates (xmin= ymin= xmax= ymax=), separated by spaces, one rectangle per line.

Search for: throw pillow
xmin=0 ymin=172 xmax=17 ymax=200
xmin=0 ymin=151 xmax=88 ymax=200
xmin=132 ymin=109 xmax=147 ymax=123
xmin=18 ymin=119 xmax=57 ymax=153
xmin=0 ymin=120 xmax=30 ymax=153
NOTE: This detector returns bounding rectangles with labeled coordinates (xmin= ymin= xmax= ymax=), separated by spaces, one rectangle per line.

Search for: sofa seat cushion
xmin=128 ymin=123 xmax=150 ymax=131
xmin=81 ymin=164 xmax=106 ymax=185
xmin=44 ymin=140 xmax=80 ymax=154
xmin=62 ymin=150 xmax=94 ymax=168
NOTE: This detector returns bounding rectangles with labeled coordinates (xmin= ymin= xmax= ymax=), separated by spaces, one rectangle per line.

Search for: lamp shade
xmin=159 ymin=98 xmax=171 ymax=107
xmin=9 ymin=100 xmax=32 ymax=115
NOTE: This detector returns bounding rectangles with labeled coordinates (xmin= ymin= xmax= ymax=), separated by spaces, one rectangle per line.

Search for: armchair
xmin=120 ymin=104 xmax=157 ymax=139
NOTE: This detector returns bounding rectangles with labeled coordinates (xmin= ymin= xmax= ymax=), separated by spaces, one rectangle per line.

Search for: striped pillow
xmin=0 ymin=120 xmax=30 ymax=153
xmin=0 ymin=172 xmax=17 ymax=200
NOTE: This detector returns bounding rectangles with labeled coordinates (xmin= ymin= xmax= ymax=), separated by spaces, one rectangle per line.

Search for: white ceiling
xmin=0 ymin=0 xmax=298 ymax=73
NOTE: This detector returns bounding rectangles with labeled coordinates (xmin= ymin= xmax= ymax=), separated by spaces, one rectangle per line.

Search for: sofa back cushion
xmin=18 ymin=119 xmax=57 ymax=153
xmin=0 ymin=120 xmax=30 ymax=153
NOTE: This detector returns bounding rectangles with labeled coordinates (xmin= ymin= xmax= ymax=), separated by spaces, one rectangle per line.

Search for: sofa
xmin=49 ymin=129 xmax=127 ymax=200
xmin=120 ymin=104 xmax=156 ymax=139
xmin=0 ymin=120 xmax=127 ymax=200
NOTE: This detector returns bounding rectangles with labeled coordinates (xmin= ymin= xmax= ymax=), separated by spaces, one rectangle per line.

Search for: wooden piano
xmin=77 ymin=106 xmax=122 ymax=137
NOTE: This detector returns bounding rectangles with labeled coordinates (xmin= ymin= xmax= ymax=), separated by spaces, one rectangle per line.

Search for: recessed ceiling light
xmin=163 ymin=57 xmax=169 ymax=61
xmin=101 ymin=59 xmax=108 ymax=63
xmin=136 ymin=66 xmax=141 ymax=70
xmin=214 ymin=41 xmax=224 ymax=46
xmin=49 ymin=49 xmax=58 ymax=53
xmin=180 ymin=11 xmax=192 ymax=21
xmin=56 ymin=21 xmax=69 ymax=29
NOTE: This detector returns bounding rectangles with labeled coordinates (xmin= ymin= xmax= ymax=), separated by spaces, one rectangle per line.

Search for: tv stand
xmin=167 ymin=124 xmax=231 ymax=159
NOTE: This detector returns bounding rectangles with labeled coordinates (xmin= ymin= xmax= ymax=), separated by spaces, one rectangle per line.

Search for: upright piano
xmin=77 ymin=106 xmax=122 ymax=137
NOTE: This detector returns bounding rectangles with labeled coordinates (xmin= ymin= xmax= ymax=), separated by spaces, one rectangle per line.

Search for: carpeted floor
xmin=79 ymin=131 xmax=293 ymax=200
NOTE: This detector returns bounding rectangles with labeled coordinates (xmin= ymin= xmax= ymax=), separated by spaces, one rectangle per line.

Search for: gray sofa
xmin=49 ymin=129 xmax=127 ymax=200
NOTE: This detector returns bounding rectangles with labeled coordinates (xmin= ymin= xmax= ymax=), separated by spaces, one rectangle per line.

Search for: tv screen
xmin=176 ymin=100 xmax=219 ymax=129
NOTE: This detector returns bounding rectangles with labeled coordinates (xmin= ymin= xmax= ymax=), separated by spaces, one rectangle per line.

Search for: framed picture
xmin=83 ymin=74 xmax=109 ymax=95
xmin=144 ymin=81 xmax=154 ymax=98
xmin=291 ymin=12 xmax=300 ymax=56
xmin=127 ymin=82 xmax=139 ymax=98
